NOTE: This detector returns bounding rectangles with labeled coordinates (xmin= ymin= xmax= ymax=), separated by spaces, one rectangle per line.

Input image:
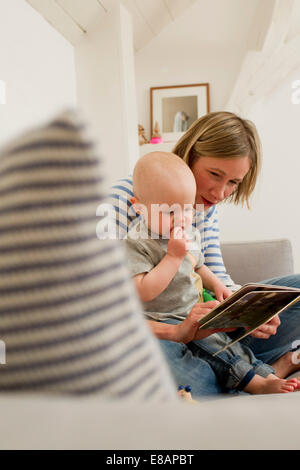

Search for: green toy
xmin=202 ymin=288 xmax=216 ymax=302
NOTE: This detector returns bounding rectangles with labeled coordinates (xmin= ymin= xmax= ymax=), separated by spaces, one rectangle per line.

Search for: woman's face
xmin=191 ymin=156 xmax=251 ymax=208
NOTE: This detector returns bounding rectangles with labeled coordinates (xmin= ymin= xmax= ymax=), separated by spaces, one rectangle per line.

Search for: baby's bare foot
xmin=292 ymin=378 xmax=300 ymax=390
xmin=272 ymin=351 xmax=300 ymax=378
xmin=244 ymin=374 xmax=297 ymax=395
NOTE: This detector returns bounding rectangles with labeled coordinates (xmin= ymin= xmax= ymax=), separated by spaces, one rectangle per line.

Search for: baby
xmin=127 ymin=151 xmax=232 ymax=309
xmin=125 ymin=151 xmax=299 ymax=395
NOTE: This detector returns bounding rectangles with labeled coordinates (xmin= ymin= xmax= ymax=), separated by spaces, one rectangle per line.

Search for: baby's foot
xmin=272 ymin=351 xmax=300 ymax=378
xmin=244 ymin=374 xmax=297 ymax=395
xmin=261 ymin=376 xmax=297 ymax=394
xmin=291 ymin=377 xmax=300 ymax=390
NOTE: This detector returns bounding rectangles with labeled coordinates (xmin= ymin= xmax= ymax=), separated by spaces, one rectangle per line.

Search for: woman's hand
xmin=174 ymin=301 xmax=236 ymax=344
xmin=249 ymin=315 xmax=281 ymax=339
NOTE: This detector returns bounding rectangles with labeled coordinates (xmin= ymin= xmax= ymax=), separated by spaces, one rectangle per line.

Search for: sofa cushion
xmin=0 ymin=393 xmax=299 ymax=449
xmin=221 ymin=239 xmax=294 ymax=285
xmin=0 ymin=110 xmax=176 ymax=401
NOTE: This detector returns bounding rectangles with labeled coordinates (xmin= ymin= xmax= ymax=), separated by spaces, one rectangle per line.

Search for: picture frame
xmin=150 ymin=83 xmax=210 ymax=143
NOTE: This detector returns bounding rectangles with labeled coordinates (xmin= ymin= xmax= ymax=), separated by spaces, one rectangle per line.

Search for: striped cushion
xmin=0 ymin=110 xmax=176 ymax=400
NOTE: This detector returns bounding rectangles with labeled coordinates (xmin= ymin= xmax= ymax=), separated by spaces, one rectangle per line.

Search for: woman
xmin=108 ymin=111 xmax=300 ymax=396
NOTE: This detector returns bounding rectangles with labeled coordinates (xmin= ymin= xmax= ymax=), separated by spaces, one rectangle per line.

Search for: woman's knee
xmin=158 ymin=339 xmax=222 ymax=396
xmin=159 ymin=339 xmax=185 ymax=361
xmin=262 ymin=273 xmax=300 ymax=289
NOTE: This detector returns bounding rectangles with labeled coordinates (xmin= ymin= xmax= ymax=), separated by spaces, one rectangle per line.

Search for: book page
xmin=198 ymin=283 xmax=300 ymax=327
xmin=198 ymin=290 xmax=300 ymax=330
xmin=212 ymin=294 xmax=300 ymax=355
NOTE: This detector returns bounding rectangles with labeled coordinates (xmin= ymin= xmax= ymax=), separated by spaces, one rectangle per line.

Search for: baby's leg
xmin=243 ymin=374 xmax=298 ymax=394
xmin=191 ymin=333 xmax=275 ymax=392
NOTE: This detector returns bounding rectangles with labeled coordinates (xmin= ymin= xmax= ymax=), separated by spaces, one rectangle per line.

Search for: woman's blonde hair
xmin=172 ymin=111 xmax=262 ymax=208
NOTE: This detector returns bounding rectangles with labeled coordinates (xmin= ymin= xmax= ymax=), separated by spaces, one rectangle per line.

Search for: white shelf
xmin=139 ymin=142 xmax=175 ymax=156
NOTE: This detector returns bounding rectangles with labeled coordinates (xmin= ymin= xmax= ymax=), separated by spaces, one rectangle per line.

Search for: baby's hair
xmin=133 ymin=151 xmax=195 ymax=203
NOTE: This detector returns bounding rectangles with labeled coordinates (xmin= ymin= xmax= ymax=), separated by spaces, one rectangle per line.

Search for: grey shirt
xmin=125 ymin=219 xmax=204 ymax=321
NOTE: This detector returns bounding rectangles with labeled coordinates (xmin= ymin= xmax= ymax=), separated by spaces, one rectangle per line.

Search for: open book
xmin=198 ymin=283 xmax=300 ymax=355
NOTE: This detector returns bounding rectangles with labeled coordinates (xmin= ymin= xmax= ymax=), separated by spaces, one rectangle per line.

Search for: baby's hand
xmin=214 ymin=284 xmax=233 ymax=303
xmin=167 ymin=227 xmax=189 ymax=260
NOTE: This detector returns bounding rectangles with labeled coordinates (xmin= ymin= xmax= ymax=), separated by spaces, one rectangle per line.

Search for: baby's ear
xmin=130 ymin=197 xmax=143 ymax=215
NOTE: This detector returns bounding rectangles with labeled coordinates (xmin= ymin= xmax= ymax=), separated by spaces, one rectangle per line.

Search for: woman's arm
xmin=147 ymin=301 xmax=235 ymax=344
xmin=106 ymin=176 xmax=135 ymax=238
xmin=147 ymin=320 xmax=179 ymax=341
xmin=198 ymin=206 xmax=241 ymax=291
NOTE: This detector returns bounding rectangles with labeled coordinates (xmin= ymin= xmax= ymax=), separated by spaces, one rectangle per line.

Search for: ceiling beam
xmin=26 ymin=0 xmax=85 ymax=44
xmin=226 ymin=0 xmax=297 ymax=115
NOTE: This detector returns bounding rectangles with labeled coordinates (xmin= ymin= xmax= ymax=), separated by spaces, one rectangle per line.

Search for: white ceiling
xmin=26 ymin=0 xmax=197 ymax=50
xmin=286 ymin=0 xmax=300 ymax=42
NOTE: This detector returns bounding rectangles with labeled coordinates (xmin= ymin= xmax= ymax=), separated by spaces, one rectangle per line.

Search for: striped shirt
xmin=0 ymin=110 xmax=177 ymax=401
xmin=107 ymin=177 xmax=239 ymax=291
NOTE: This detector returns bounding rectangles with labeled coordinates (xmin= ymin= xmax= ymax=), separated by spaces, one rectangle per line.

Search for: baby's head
xmin=131 ymin=151 xmax=196 ymax=236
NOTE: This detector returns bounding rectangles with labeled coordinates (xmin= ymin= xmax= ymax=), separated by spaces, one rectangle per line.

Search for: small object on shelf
xmin=150 ymin=120 xmax=163 ymax=144
xmin=150 ymin=137 xmax=163 ymax=144
xmin=138 ymin=124 xmax=148 ymax=146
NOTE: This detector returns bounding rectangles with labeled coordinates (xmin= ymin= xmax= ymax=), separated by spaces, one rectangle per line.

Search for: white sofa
xmin=0 ymin=392 xmax=299 ymax=450
xmin=0 ymin=238 xmax=299 ymax=450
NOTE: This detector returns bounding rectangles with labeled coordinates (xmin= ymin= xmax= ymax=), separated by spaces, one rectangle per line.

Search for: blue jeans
xmin=158 ymin=274 xmax=300 ymax=397
xmin=240 ymin=274 xmax=300 ymax=363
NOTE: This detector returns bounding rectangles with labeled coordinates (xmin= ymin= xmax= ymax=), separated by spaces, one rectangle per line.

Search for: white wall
xmin=0 ymin=0 xmax=76 ymax=147
xmin=135 ymin=0 xmax=259 ymax=141
xmin=75 ymin=2 xmax=139 ymax=186
xmin=2 ymin=0 xmax=299 ymax=275
xmin=219 ymin=66 xmax=300 ymax=272
xmin=135 ymin=0 xmax=300 ymax=274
